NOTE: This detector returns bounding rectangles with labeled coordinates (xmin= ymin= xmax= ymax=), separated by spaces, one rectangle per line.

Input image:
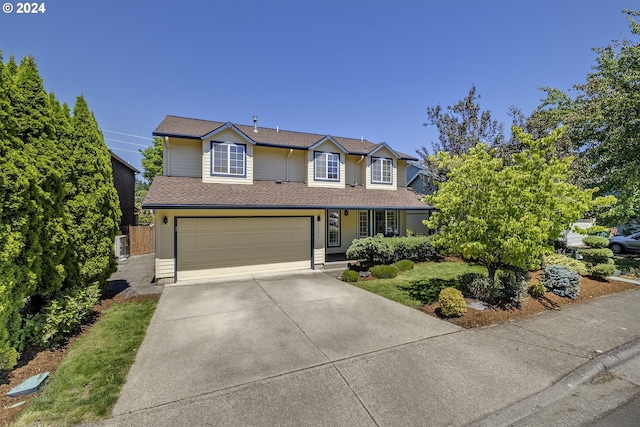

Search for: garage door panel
xmin=177 ymin=217 xmax=312 ymax=280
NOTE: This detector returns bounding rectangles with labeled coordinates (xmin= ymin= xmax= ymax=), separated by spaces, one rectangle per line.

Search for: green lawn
xmin=614 ymin=255 xmax=640 ymax=276
xmin=14 ymin=299 xmax=157 ymax=427
xmin=350 ymin=261 xmax=486 ymax=307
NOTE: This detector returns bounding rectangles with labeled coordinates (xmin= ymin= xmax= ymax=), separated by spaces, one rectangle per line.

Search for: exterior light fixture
xmin=317 ymin=215 xmax=321 ymax=222
xmin=344 ymin=210 xmax=349 ymax=216
xmin=163 ymin=216 xmax=168 ymax=225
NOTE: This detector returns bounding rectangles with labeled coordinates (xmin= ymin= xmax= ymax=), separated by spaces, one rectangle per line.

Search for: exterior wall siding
xmin=253 ymin=146 xmax=306 ymax=182
xmin=307 ymin=140 xmax=346 ymax=188
xmin=164 ymin=138 xmax=201 ymax=178
xmin=110 ymin=156 xmax=137 ymax=233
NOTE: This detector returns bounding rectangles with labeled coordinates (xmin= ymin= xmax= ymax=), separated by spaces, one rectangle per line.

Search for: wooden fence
xmin=129 ymin=225 xmax=155 ymax=256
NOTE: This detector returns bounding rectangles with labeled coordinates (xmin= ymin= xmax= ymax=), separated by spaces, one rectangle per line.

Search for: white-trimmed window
xmin=374 ymin=210 xmax=398 ymax=237
xmin=371 ymin=157 xmax=393 ymax=184
xmin=328 ymin=209 xmax=340 ymax=247
xmin=357 ymin=211 xmax=369 ymax=238
xmin=315 ymin=152 xmax=340 ymax=181
xmin=211 ymin=142 xmax=246 ymax=176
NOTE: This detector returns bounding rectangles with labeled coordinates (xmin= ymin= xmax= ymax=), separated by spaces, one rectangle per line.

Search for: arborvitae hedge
xmin=0 ymin=53 xmax=120 ymax=369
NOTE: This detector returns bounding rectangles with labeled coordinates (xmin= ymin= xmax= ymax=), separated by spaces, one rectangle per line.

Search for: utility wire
xmin=108 ymin=147 xmax=143 ymax=154
xmin=102 ymin=129 xmax=154 ymax=141
xmin=105 ymin=138 xmax=150 ymax=148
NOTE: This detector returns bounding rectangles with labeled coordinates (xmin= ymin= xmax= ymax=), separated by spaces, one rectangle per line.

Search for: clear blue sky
xmin=0 ymin=0 xmax=635 ymax=173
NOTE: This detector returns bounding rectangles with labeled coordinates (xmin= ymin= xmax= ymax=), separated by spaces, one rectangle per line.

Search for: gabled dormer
xmin=307 ymin=136 xmax=348 ymax=188
xmin=201 ymin=122 xmax=255 ymax=185
xmin=365 ymin=142 xmax=400 ymax=190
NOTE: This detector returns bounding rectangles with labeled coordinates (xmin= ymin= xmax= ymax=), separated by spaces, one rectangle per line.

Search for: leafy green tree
xmin=425 ymin=127 xmax=615 ymax=286
xmin=418 ymin=85 xmax=505 ymax=184
xmin=528 ymin=9 xmax=640 ymax=223
xmin=140 ymin=136 xmax=163 ymax=183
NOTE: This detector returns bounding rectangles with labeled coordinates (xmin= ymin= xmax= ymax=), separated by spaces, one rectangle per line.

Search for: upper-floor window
xmin=371 ymin=157 xmax=393 ymax=184
xmin=211 ymin=142 xmax=246 ymax=176
xmin=314 ymin=152 xmax=340 ymax=181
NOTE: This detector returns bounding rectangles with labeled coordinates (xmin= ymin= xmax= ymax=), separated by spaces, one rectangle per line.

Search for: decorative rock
xmin=467 ymin=301 xmax=489 ymax=312
xmin=359 ymin=271 xmax=371 ymax=279
xmin=7 ymin=372 xmax=49 ymax=398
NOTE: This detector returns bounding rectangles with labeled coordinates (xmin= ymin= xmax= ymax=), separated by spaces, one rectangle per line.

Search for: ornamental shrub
xmin=341 ymin=270 xmax=359 ymax=282
xmin=389 ymin=236 xmax=437 ymax=262
xmin=543 ymin=265 xmax=581 ymax=300
xmin=23 ymin=283 xmax=101 ymax=348
xmin=394 ymin=259 xmax=415 ymax=271
xmin=579 ymin=248 xmax=614 ymax=265
xmin=457 ymin=273 xmax=494 ymax=302
xmin=346 ymin=235 xmax=395 ymax=265
xmin=370 ymin=265 xmax=398 ymax=279
xmin=495 ymin=268 xmax=529 ymax=309
xmin=582 ymin=236 xmax=609 ymax=248
xmin=439 ymin=287 xmax=467 ymax=317
xmin=542 ymin=254 xmax=588 ymax=275
xmin=400 ymin=278 xmax=459 ymax=304
xmin=528 ymin=282 xmax=546 ymax=298
xmin=590 ymin=263 xmax=616 ymax=278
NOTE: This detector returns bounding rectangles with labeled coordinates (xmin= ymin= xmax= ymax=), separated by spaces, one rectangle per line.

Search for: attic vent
xmin=253 ymin=115 xmax=258 ymax=133
xmin=361 ymin=136 xmax=364 ymax=142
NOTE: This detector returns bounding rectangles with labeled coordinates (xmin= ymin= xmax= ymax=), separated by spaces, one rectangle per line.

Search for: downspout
xmin=355 ymin=155 xmax=364 ymax=185
xmin=286 ymin=149 xmax=293 ymax=182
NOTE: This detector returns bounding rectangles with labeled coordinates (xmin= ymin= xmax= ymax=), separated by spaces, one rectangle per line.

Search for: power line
xmin=105 ymin=138 xmax=150 ymax=148
xmin=108 ymin=147 xmax=142 ymax=154
xmin=102 ymin=129 xmax=154 ymax=141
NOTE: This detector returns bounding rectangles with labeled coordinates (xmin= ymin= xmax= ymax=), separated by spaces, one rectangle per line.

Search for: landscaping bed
xmin=0 ymin=293 xmax=159 ymax=427
xmin=420 ymin=271 xmax=637 ymax=328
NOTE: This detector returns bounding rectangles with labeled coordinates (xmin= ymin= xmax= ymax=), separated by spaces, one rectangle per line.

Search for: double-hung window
xmin=314 ymin=152 xmax=340 ymax=181
xmin=371 ymin=157 xmax=393 ymax=184
xmin=211 ymin=142 xmax=246 ymax=176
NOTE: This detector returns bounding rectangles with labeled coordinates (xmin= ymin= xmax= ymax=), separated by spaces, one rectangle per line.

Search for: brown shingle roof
xmin=153 ymin=115 xmax=417 ymax=160
xmin=143 ymin=176 xmax=432 ymax=210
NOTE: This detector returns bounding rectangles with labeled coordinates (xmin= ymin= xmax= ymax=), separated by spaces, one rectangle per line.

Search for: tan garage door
xmin=176 ymin=217 xmax=312 ymax=280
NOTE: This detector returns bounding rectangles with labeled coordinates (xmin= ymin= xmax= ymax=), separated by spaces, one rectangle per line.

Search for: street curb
xmin=468 ymin=337 xmax=640 ymax=427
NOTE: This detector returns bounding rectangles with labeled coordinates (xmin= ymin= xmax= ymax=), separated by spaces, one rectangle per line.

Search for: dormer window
xmin=371 ymin=157 xmax=392 ymax=184
xmin=314 ymin=152 xmax=340 ymax=181
xmin=211 ymin=141 xmax=246 ymax=176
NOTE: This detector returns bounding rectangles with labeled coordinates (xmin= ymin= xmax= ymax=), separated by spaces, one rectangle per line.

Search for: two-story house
xmin=143 ymin=115 xmax=433 ymax=282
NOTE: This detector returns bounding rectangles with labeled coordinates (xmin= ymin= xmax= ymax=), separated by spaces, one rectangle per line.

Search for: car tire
xmin=610 ymin=243 xmax=624 ymax=254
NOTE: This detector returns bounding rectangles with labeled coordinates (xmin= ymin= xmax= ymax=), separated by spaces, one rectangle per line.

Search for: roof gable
xmin=309 ymin=136 xmax=348 ymax=153
xmin=202 ymin=122 xmax=256 ymax=145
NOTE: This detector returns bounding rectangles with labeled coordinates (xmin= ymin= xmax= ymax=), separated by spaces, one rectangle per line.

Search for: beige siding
xmin=202 ymin=128 xmax=253 ymax=184
xmin=307 ymin=141 xmax=346 ymax=188
xmin=326 ymin=209 xmax=359 ymax=254
xmin=253 ymin=146 xmax=306 ymax=182
xmin=164 ymin=137 xmax=201 ymax=178
xmin=365 ymin=147 xmax=398 ymax=190
xmin=345 ymin=154 xmax=366 ymax=186
xmin=397 ymin=160 xmax=407 ymax=187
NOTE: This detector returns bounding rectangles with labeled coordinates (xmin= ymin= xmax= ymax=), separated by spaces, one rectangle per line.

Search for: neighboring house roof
xmin=110 ymin=150 xmax=141 ymax=173
xmin=143 ymin=176 xmax=432 ymax=210
xmin=407 ymin=162 xmax=426 ymax=186
xmin=153 ymin=115 xmax=418 ymax=161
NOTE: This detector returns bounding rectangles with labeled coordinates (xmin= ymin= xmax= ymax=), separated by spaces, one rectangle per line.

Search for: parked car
xmin=608 ymin=232 xmax=640 ymax=254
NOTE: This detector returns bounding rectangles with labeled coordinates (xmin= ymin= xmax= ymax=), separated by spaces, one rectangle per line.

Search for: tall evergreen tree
xmin=66 ymin=96 xmax=121 ymax=289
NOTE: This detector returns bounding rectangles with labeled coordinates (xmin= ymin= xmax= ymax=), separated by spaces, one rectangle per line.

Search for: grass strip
xmin=350 ymin=261 xmax=486 ymax=307
xmin=14 ymin=299 xmax=157 ymax=427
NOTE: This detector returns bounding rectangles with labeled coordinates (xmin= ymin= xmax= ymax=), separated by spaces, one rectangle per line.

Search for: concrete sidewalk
xmin=94 ymin=272 xmax=640 ymax=427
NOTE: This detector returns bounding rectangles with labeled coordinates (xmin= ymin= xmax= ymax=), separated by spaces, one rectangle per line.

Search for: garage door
xmin=176 ymin=217 xmax=312 ymax=280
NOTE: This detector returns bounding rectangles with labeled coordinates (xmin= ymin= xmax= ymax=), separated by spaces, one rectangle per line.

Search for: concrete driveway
xmin=111 ymin=270 xmax=461 ymax=424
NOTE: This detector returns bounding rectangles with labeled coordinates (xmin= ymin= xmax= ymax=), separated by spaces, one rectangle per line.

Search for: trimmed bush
xmin=590 ymin=263 xmax=616 ymax=278
xmin=23 ymin=284 xmax=101 ymax=348
xmin=346 ymin=235 xmax=395 ymax=265
xmin=458 ymin=273 xmax=494 ymax=302
xmin=543 ymin=265 xmax=581 ymax=300
xmin=394 ymin=259 xmax=415 ymax=271
xmin=439 ymin=287 xmax=467 ymax=317
xmin=582 ymin=236 xmax=609 ymax=248
xmin=528 ymin=282 xmax=546 ymax=298
xmin=346 ymin=235 xmax=437 ymax=266
xmin=400 ymin=278 xmax=458 ymax=304
xmin=495 ymin=268 xmax=529 ymax=309
xmin=370 ymin=265 xmax=398 ymax=279
xmin=342 ymin=270 xmax=359 ymax=282
xmin=543 ymin=253 xmax=588 ymax=275
xmin=579 ymin=248 xmax=614 ymax=265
